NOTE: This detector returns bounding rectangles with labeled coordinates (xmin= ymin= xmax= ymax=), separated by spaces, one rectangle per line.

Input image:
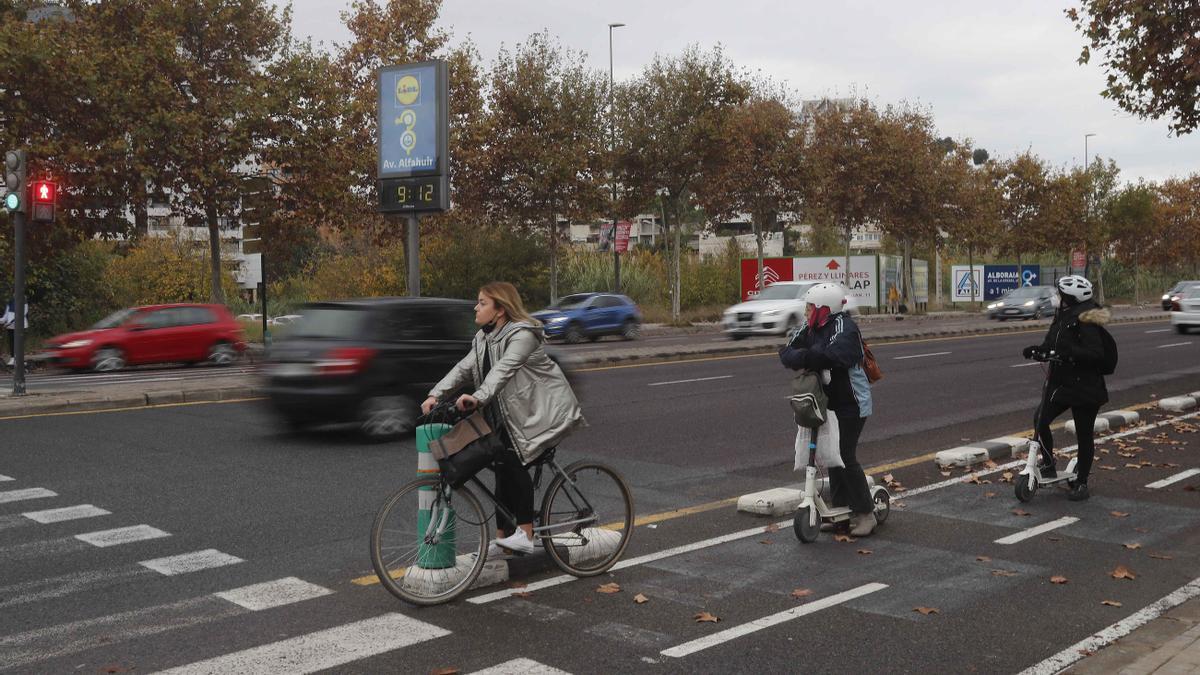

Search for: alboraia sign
xmin=740 ymin=256 xmax=879 ymax=306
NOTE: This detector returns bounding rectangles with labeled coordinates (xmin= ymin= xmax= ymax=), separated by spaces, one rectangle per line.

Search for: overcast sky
xmin=283 ymin=0 xmax=1199 ymax=184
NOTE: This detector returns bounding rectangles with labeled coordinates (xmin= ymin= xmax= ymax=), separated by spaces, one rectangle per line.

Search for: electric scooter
xmin=1015 ymin=348 xmax=1079 ymax=502
xmin=793 ymin=426 xmax=891 ymax=543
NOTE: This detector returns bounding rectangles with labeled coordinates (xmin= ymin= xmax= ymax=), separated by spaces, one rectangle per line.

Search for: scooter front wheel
xmin=1015 ymin=473 xmax=1037 ymax=502
xmin=872 ymin=487 xmax=890 ymax=524
xmin=793 ymin=506 xmax=819 ymax=543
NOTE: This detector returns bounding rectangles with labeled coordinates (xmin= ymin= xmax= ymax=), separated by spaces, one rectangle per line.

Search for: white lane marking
xmin=1145 ymin=328 xmax=1172 ymax=333
xmin=472 ymin=658 xmax=572 ymax=674
xmin=994 ymin=516 xmax=1080 ymax=545
xmin=660 ymin=583 xmax=889 ymax=658
xmin=1010 ymin=362 xmax=1042 ymax=368
xmin=22 ymin=504 xmax=110 ymax=524
xmin=893 ymin=351 xmax=951 ymax=360
xmin=153 ymin=613 xmax=451 ymax=675
xmin=0 ymin=564 xmax=152 ymax=607
xmin=1156 ymin=341 xmax=1193 ymax=349
xmin=648 ymin=375 xmax=733 ymax=387
xmin=0 ymin=474 xmax=12 ymax=482
xmin=139 ymin=549 xmax=243 ymax=576
xmin=1146 ymin=468 xmax=1200 ymax=489
xmin=214 ymin=577 xmax=332 ymax=611
xmin=75 ymin=524 xmax=170 ymax=548
xmin=1018 ymin=576 xmax=1200 ymax=675
xmin=470 ymin=519 xmax=792 ymax=604
xmin=0 ymin=487 xmax=57 ymax=504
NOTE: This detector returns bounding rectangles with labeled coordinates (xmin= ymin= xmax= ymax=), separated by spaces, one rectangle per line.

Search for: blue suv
xmin=533 ymin=293 xmax=642 ymax=344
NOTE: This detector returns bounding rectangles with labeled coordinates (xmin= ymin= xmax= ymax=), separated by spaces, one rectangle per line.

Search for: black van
xmin=263 ymin=297 xmax=475 ymax=440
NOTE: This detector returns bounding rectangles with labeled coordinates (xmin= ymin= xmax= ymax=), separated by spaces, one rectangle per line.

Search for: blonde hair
xmin=480 ymin=281 xmax=541 ymax=327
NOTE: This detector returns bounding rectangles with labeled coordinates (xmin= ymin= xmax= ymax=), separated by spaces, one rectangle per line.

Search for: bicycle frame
xmin=458 ymin=458 xmax=599 ymax=539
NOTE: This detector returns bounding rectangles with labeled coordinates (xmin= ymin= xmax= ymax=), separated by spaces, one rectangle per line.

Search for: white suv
xmin=1170 ymin=283 xmax=1200 ymax=334
xmin=722 ymin=281 xmax=816 ymax=339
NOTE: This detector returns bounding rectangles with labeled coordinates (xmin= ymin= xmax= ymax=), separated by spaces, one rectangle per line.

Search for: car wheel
xmin=621 ymin=319 xmax=641 ymax=340
xmin=206 ymin=341 xmax=237 ymax=366
xmin=784 ymin=315 xmax=799 ymax=333
xmin=729 ymin=333 xmax=746 ymax=341
xmin=91 ymin=347 xmax=126 ymax=373
xmin=997 ymin=317 xmax=1006 ymax=322
xmin=360 ymin=395 xmax=416 ymax=441
xmin=564 ymin=323 xmax=585 ymax=344
xmin=1176 ymin=325 xmax=1190 ymax=335
xmin=1033 ymin=308 xmax=1043 ymax=320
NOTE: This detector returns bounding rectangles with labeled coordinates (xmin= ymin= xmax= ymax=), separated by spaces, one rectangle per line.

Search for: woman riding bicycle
xmin=421 ymin=282 xmax=585 ymax=558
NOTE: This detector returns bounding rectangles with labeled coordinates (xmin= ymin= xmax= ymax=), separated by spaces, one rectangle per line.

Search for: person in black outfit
xmin=1022 ymin=275 xmax=1110 ymax=501
xmin=778 ymin=283 xmax=877 ymax=536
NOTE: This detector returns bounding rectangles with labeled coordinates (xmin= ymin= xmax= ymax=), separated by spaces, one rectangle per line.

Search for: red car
xmin=41 ymin=303 xmax=246 ymax=372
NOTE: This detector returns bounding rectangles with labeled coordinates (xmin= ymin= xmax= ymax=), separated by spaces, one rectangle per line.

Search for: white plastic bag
xmin=794 ymin=412 xmax=844 ymax=471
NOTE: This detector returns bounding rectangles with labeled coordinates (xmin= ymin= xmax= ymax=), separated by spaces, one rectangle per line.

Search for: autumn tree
xmin=482 ymin=32 xmax=607 ymax=302
xmin=1067 ymin=1 xmax=1200 ymax=135
xmin=698 ymin=91 xmax=805 ymax=295
xmin=991 ymin=152 xmax=1051 ymax=280
xmin=1156 ymin=175 xmax=1200 ymax=276
xmin=615 ymin=46 xmax=749 ymax=320
xmin=942 ymin=147 xmax=1001 ymax=305
xmin=1107 ymin=181 xmax=1162 ymax=304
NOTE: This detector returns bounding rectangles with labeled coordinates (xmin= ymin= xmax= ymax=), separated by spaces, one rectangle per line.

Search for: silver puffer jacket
xmin=428 ymin=321 xmax=585 ymax=464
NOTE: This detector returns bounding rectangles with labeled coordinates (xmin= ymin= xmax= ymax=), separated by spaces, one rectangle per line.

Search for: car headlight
xmin=546 ymin=316 xmax=567 ymax=324
xmin=1163 ymin=294 xmax=1171 ymax=300
xmin=761 ymin=309 xmax=781 ymax=316
xmin=61 ymin=339 xmax=93 ymax=349
xmin=1023 ymin=300 xmax=1036 ymax=307
xmin=987 ymin=303 xmax=1000 ymax=309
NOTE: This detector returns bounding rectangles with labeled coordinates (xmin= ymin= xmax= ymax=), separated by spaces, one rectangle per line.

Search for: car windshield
xmin=547 ymin=294 xmax=592 ymax=310
xmin=287 ymin=307 xmax=366 ymax=338
xmin=1183 ymin=285 xmax=1200 ymax=299
xmin=756 ymin=285 xmax=806 ymax=301
xmin=92 ymin=308 xmax=137 ymax=330
xmin=1006 ymin=287 xmax=1044 ymax=299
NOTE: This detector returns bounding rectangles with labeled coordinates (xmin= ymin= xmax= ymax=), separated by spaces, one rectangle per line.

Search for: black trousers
xmin=5 ymin=329 xmax=12 ymax=359
xmin=829 ymin=410 xmax=874 ymax=514
xmin=1036 ymin=395 xmax=1100 ymax=484
xmin=493 ymin=448 xmax=534 ymax=534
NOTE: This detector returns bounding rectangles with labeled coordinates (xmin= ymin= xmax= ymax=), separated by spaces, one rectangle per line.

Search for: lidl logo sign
xmin=396 ymin=75 xmax=420 ymax=106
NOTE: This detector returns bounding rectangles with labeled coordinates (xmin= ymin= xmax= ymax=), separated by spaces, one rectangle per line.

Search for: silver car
xmin=985 ymin=285 xmax=1055 ymax=321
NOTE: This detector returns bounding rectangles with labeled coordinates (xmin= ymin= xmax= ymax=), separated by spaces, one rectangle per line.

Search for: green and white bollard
xmin=416 ymin=421 xmax=456 ymax=569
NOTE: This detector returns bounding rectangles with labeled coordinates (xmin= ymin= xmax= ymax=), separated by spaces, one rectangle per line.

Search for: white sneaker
xmin=493 ymin=528 xmax=536 ymax=555
xmin=486 ymin=541 xmax=514 ymax=560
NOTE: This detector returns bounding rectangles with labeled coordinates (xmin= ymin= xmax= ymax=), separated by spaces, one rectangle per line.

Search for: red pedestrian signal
xmin=32 ymin=180 xmax=56 ymax=204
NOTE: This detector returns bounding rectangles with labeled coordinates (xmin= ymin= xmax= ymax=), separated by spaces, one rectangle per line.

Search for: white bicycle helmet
xmin=1057 ymin=275 xmax=1094 ymax=302
xmin=804 ymin=283 xmax=849 ymax=311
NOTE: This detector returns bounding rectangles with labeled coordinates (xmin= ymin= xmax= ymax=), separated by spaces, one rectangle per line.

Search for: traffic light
xmin=4 ymin=150 xmax=27 ymax=213
xmin=30 ymin=179 xmax=56 ymax=222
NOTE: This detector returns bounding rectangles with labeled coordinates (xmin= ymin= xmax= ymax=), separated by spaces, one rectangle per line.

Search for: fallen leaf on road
xmin=791 ymin=588 xmax=814 ymax=599
xmin=1149 ymin=553 xmax=1174 ymax=560
xmin=1102 ymin=600 xmax=1123 ymax=607
xmin=976 ymin=555 xmax=992 ymax=562
xmin=1012 ymin=509 xmax=1032 ymax=517
xmin=431 ymin=669 xmax=460 ymax=675
xmin=634 ymin=593 xmax=649 ymax=604
xmin=984 ymin=460 xmax=999 ymax=469
xmin=1098 ymin=466 xmax=1118 ymax=471
xmin=596 ymin=582 xmax=622 ymax=594
xmin=883 ymin=473 xmax=895 ymax=484
xmin=1047 ymin=536 xmax=1062 ymax=542
xmin=1001 ymin=471 xmax=1014 ymax=483
xmin=694 ymin=612 xmax=721 ymax=623
xmin=1124 ymin=464 xmax=1142 ymax=469
xmin=1134 ymin=527 xmax=1150 ymax=533
xmin=1184 ymin=485 xmax=1198 ymax=492
xmin=834 ymin=534 xmax=857 ymax=543
xmin=940 ymin=471 xmax=952 ymax=477
xmin=914 ymin=606 xmax=940 ymax=615
xmin=1050 ymin=575 xmax=1069 ymax=584
xmin=1110 ymin=511 xmax=1131 ymax=518
xmin=513 ymin=592 xmax=533 ymax=599
xmin=966 ymin=476 xmax=982 ymax=485
xmin=759 ymin=539 xmax=773 ymax=545
xmin=1111 ymin=565 xmax=1137 ymax=580
xmin=984 ymin=492 xmax=997 ymax=498
xmin=764 ymin=523 xmax=780 ymax=533
xmin=1123 ymin=543 xmax=1142 ymax=550
xmin=992 ymin=569 xmax=1019 ymax=577
xmin=857 ymin=549 xmax=872 ymax=555
xmin=101 ymin=667 xmax=131 ymax=674
xmin=508 ymin=581 xmax=527 ymax=589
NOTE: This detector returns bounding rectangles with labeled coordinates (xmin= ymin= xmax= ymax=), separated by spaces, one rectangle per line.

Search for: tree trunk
xmin=673 ymin=216 xmax=681 ymax=321
xmin=132 ymin=174 xmax=148 ymax=240
xmin=902 ymin=236 xmax=913 ymax=308
xmin=549 ymin=216 xmax=559 ymax=303
xmin=935 ymin=246 xmax=942 ymax=309
xmin=1133 ymin=249 xmax=1140 ymax=306
xmin=1095 ymin=250 xmax=1106 ymax=305
xmin=754 ymin=216 xmax=764 ymax=293
xmin=844 ymin=227 xmax=852 ymax=289
xmin=206 ymin=204 xmax=225 ymax=304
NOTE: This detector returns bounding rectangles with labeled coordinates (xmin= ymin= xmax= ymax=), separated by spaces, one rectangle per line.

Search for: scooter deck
xmin=1034 ymin=472 xmax=1078 ymax=486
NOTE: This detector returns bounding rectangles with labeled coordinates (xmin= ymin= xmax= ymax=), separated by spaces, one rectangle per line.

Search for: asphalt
xmin=0 ymin=309 xmax=1197 ymax=673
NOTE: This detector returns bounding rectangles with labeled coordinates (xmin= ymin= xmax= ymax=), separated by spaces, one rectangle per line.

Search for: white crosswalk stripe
xmin=75 ymin=524 xmax=170 ymax=547
xmin=214 ymin=577 xmax=333 ymax=611
xmin=139 ymin=549 xmax=243 ymax=576
xmin=23 ymin=504 xmax=110 ymax=524
xmin=0 ymin=473 xmax=13 ymax=482
xmin=472 ymin=659 xmax=573 ymax=674
xmin=0 ymin=487 xmax=57 ymax=504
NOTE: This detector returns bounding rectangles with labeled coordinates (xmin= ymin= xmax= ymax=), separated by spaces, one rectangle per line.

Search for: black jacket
xmin=1038 ymin=300 xmax=1110 ymax=407
xmin=778 ymin=312 xmax=872 ymax=417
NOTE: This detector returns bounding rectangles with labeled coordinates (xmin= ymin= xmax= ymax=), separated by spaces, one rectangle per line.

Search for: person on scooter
xmin=778 ymin=283 xmax=876 ymax=536
xmin=1021 ymin=275 xmax=1110 ymax=501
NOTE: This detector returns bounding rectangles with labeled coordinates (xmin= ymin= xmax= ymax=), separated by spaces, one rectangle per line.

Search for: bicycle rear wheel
xmin=539 ymin=460 xmax=634 ymax=577
xmin=370 ymin=477 xmax=488 ymax=606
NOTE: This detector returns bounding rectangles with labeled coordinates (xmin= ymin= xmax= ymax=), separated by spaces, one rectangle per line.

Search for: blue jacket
xmin=778 ymin=312 xmax=873 ymax=417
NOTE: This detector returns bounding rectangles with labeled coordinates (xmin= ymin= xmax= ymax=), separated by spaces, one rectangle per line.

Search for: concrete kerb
xmin=1065 ymin=410 xmax=1141 ymax=436
xmin=934 ymin=436 xmax=1029 ymax=469
xmin=1160 ymin=393 xmax=1200 ymax=413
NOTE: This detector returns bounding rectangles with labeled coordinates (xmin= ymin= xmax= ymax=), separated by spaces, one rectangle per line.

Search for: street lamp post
xmin=608 ymin=22 xmax=625 ymax=293
xmin=1083 ymin=132 xmax=1097 ymax=291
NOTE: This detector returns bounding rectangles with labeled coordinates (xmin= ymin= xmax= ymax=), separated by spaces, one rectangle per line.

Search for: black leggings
xmin=1036 ymin=395 xmax=1100 ymax=484
xmin=493 ymin=448 xmax=534 ymax=534
xmin=829 ymin=410 xmax=874 ymax=514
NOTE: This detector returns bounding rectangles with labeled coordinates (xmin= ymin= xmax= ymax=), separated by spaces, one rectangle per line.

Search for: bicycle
xmin=369 ymin=401 xmax=635 ymax=606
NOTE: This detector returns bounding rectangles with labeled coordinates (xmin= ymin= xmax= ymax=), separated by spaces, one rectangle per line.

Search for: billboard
xmin=952 ymin=265 xmax=983 ymax=302
xmin=378 ymin=60 xmax=448 ymax=179
xmin=952 ymin=264 xmax=1041 ymax=301
xmin=740 ymin=256 xmax=880 ymax=307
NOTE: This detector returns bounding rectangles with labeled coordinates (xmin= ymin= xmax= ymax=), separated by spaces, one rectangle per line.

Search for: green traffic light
xmin=4 ymin=192 xmax=18 ymax=210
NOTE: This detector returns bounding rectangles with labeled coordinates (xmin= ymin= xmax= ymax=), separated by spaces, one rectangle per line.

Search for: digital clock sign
xmin=379 ymin=175 xmax=449 ymax=212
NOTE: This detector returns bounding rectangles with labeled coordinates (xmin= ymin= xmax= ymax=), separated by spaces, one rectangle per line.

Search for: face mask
xmin=1050 ymin=293 xmax=1062 ymax=309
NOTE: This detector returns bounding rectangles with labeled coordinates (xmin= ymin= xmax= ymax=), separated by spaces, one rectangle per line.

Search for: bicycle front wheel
xmin=540 ymin=460 xmax=634 ymax=577
xmin=370 ymin=477 xmax=488 ymax=606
